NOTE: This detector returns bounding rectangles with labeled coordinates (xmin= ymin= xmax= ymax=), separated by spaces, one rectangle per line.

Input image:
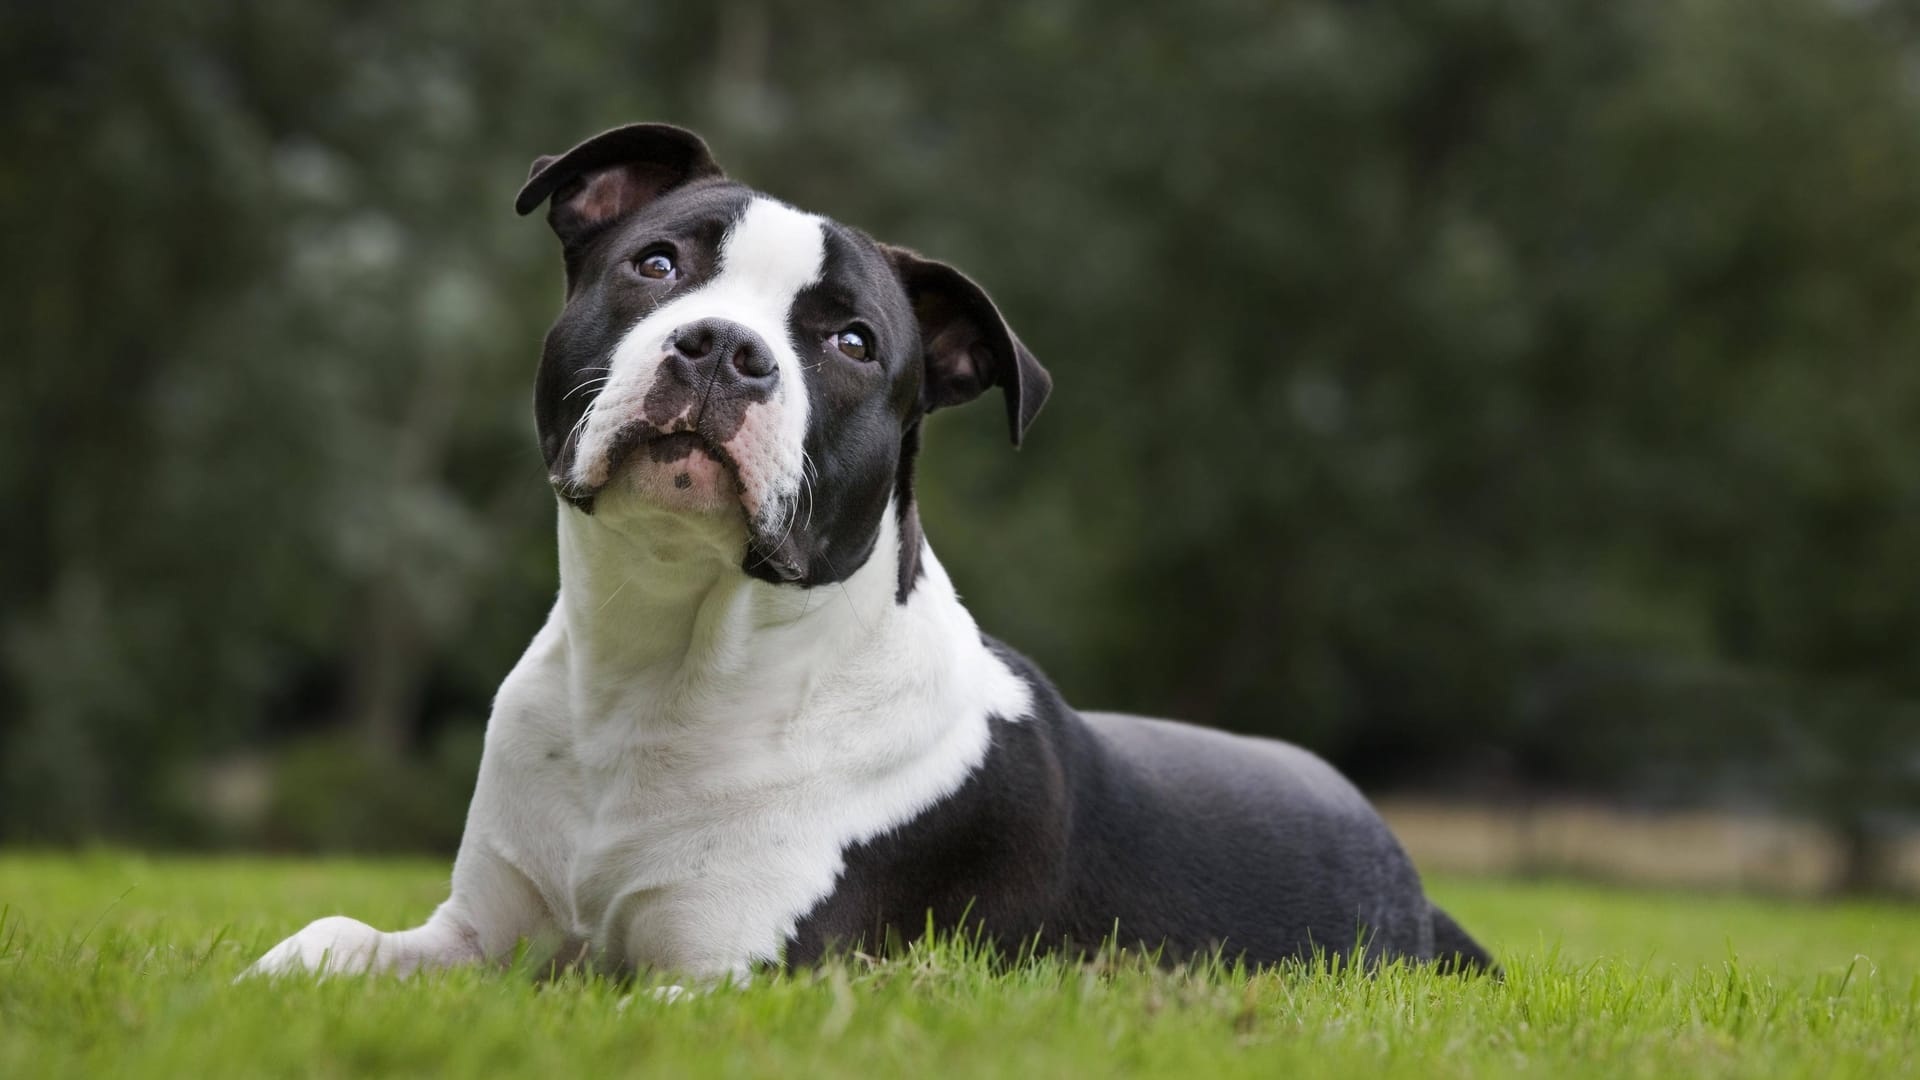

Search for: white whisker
xmin=564 ymin=376 xmax=612 ymax=401
xmin=595 ymin=575 xmax=635 ymax=614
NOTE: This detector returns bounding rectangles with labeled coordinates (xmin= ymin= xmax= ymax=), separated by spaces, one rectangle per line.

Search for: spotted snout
xmin=569 ymin=308 xmax=809 ymax=547
xmin=626 ymin=317 xmax=783 ymax=462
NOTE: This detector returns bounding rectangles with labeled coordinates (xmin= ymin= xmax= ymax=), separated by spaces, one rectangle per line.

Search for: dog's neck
xmin=550 ymin=495 xmax=1027 ymax=744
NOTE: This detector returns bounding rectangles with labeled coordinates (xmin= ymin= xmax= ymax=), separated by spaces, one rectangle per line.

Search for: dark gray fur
xmin=789 ymin=641 xmax=1495 ymax=972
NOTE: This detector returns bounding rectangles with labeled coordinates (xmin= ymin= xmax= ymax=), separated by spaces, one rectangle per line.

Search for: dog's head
xmin=517 ymin=123 xmax=1049 ymax=591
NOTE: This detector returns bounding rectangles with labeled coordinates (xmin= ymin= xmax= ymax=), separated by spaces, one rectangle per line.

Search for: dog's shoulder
xmin=784 ymin=635 xmax=1081 ymax=962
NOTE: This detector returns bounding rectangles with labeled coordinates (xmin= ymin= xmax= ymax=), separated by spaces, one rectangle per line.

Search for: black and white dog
xmin=247 ymin=123 xmax=1494 ymax=981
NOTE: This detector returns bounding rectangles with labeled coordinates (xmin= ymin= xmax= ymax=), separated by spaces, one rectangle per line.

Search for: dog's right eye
xmin=830 ymin=327 xmax=871 ymax=362
xmin=634 ymin=252 xmax=677 ymax=280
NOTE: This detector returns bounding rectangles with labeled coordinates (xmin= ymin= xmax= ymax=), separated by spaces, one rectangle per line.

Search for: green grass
xmin=2 ymin=852 xmax=1916 ymax=1077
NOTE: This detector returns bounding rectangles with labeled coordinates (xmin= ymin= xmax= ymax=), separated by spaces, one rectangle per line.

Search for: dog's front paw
xmin=240 ymin=916 xmax=386 ymax=980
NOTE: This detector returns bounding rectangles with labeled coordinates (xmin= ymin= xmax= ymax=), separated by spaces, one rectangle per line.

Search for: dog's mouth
xmin=637 ymin=429 xmax=731 ymax=472
xmin=557 ymin=422 xmax=808 ymax=583
xmin=555 ymin=421 xmax=735 ymax=506
xmin=599 ymin=421 xmax=742 ymax=496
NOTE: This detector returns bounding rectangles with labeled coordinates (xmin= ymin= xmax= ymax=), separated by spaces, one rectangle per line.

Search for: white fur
xmin=572 ymin=197 xmax=823 ymax=531
xmin=244 ymin=199 xmax=1032 ymax=980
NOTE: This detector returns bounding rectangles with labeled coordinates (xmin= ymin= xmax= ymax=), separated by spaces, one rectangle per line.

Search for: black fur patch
xmin=788 ymin=639 xmax=1497 ymax=973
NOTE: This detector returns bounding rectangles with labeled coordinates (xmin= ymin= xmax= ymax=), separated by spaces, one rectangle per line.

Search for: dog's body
xmin=247 ymin=124 xmax=1493 ymax=981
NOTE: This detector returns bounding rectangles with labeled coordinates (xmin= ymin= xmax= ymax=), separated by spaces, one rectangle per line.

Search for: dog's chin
xmin=620 ymin=432 xmax=741 ymax=515
xmin=567 ymin=431 xmax=810 ymax=583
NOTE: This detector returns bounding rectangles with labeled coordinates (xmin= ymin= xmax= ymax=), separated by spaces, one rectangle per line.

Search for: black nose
xmin=671 ymin=318 xmax=777 ymax=383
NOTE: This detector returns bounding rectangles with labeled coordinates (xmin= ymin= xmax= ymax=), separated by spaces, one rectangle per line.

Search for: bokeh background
xmin=6 ymin=0 xmax=1920 ymax=895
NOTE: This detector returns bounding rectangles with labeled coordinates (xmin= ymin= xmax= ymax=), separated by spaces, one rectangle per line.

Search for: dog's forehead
xmin=611 ymin=180 xmax=755 ymax=249
xmin=715 ymin=196 xmax=828 ymax=298
xmin=616 ymin=183 xmax=900 ymax=311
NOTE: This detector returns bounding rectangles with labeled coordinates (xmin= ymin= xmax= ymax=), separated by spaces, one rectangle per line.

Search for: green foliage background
xmin=5 ymin=0 xmax=1919 ymax=873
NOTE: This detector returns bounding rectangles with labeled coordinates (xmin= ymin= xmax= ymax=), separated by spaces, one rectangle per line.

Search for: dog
xmin=246 ymin=123 xmax=1495 ymax=981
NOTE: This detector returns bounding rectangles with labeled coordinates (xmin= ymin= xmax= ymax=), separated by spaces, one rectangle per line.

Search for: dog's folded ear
xmin=515 ymin=123 xmax=723 ymax=246
xmin=885 ymin=247 xmax=1052 ymax=447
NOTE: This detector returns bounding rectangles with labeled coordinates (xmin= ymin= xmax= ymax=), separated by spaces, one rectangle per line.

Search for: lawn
xmin=1 ymin=852 xmax=1915 ymax=1078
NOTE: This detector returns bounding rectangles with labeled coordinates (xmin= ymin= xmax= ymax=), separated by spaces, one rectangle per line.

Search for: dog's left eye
xmin=830 ymin=328 xmax=871 ymax=362
xmin=635 ymin=252 xmax=677 ymax=280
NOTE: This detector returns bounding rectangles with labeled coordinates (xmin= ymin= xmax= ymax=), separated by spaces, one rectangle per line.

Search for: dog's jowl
xmin=245 ymin=123 xmax=1495 ymax=981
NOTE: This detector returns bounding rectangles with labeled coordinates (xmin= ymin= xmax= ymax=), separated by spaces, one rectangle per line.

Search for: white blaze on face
xmin=573 ymin=197 xmax=826 ymax=532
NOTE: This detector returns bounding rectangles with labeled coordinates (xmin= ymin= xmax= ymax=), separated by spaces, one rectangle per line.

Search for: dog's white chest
xmin=473 ymin=618 xmax=1023 ymax=976
xmin=533 ymin=714 xmax=997 ymax=975
xmin=558 ymin=766 xmax=860 ymax=973
xmin=461 ymin=523 xmax=1032 ymax=979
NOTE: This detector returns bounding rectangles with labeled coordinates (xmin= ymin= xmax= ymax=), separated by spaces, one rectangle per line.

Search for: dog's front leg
xmin=243 ymin=911 xmax=474 ymax=978
xmin=241 ymin=845 xmax=553 ymax=979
